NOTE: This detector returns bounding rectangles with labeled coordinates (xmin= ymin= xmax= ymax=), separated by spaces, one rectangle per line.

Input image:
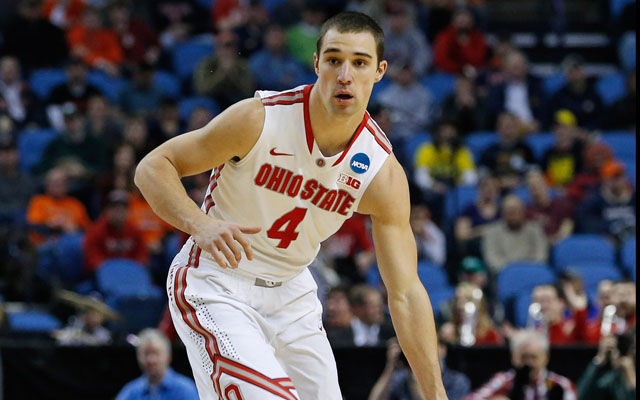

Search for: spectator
xmin=525 ymin=170 xmax=574 ymax=245
xmin=116 ymin=328 xmax=199 ymax=400
xmin=0 ymin=133 xmax=38 ymax=223
xmin=584 ymin=280 xmax=636 ymax=344
xmin=382 ymin=2 xmax=431 ymax=78
xmin=441 ymin=75 xmax=486 ymax=136
xmin=607 ymin=72 xmax=636 ymax=131
xmin=285 ymin=2 xmax=325 ymax=70
xmin=194 ymin=31 xmax=255 ymax=109
xmin=349 ymin=284 xmax=395 ymax=347
xmin=378 ymin=64 xmax=433 ymax=139
xmin=325 ymin=285 xmax=357 ymax=348
xmin=96 ymin=143 xmax=136 ymax=209
xmin=249 ymin=25 xmax=307 ymax=92
xmin=148 ymin=98 xmax=182 ymax=147
xmin=322 ymin=213 xmax=375 ymax=284
xmin=610 ymin=281 xmax=636 ymax=334
xmin=127 ymin=187 xmax=174 ymax=267
xmin=576 ymin=161 xmax=636 ymax=243
xmin=549 ymin=54 xmax=604 ymax=131
xmin=85 ymin=94 xmax=123 ymax=153
xmin=108 ymin=1 xmax=161 ymax=69
xmin=440 ymin=282 xmax=503 ymax=346
xmin=482 ymin=195 xmax=548 ymax=274
xmin=232 ymin=1 xmax=269 ymax=57
xmin=369 ymin=336 xmax=471 ymax=400
xmin=54 ymin=291 xmax=117 ymax=346
xmin=26 ymin=167 xmax=91 ymax=245
xmin=454 ymin=175 xmax=501 ymax=258
xmin=122 ymin=115 xmax=156 ymax=163
xmin=151 ymin=0 xmax=210 ymax=50
xmin=185 ymin=106 xmax=213 ymax=132
xmin=66 ymin=6 xmax=123 ymax=76
xmin=118 ymin=62 xmax=164 ymax=116
xmin=0 ymin=0 xmax=69 ymax=71
xmin=457 ymin=256 xmax=489 ymax=293
xmin=0 ymin=56 xmax=43 ymax=128
xmin=83 ymin=189 xmax=148 ymax=272
xmin=526 ymin=283 xmax=590 ymax=345
xmin=565 ymin=142 xmax=614 ymax=205
xmin=577 ymin=329 xmax=636 ymax=400
xmin=465 ymin=329 xmax=577 ymax=399
xmin=47 ymin=57 xmax=102 ymax=129
xmin=410 ymin=204 xmax=446 ymax=266
xmin=541 ymin=109 xmax=585 ymax=187
xmin=479 ymin=112 xmax=536 ymax=191
xmin=486 ymin=51 xmax=544 ymax=133
xmin=433 ymin=8 xmax=488 ymax=75
xmin=414 ymin=120 xmax=478 ymax=193
xmin=37 ymin=105 xmax=109 ymax=179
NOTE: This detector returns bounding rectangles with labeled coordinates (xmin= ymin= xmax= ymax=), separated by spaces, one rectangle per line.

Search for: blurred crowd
xmin=0 ymin=0 xmax=636 ymax=398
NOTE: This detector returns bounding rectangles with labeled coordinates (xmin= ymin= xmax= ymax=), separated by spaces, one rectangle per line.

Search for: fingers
xmin=233 ymin=229 xmax=254 ymax=260
xmin=209 ymin=246 xmax=228 ymax=269
xmin=239 ymin=225 xmax=261 ymax=234
xmin=215 ymin=238 xmax=239 ymax=268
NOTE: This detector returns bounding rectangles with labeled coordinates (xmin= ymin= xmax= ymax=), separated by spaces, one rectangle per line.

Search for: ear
xmin=313 ymin=53 xmax=320 ymax=76
xmin=375 ymin=60 xmax=388 ymax=83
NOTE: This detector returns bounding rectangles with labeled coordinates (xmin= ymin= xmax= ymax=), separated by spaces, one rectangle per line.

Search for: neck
xmin=308 ymin=86 xmax=365 ymax=156
xmin=147 ymin=370 xmax=166 ymax=386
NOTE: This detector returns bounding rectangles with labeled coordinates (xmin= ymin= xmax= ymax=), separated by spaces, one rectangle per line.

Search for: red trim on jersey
xmin=262 ymin=89 xmax=304 ymax=101
xmin=263 ymin=99 xmax=304 ymax=107
xmin=302 ymin=84 xmax=314 ymax=154
xmin=331 ymin=113 xmax=370 ymax=166
xmin=366 ymin=122 xmax=392 ymax=154
xmin=366 ymin=115 xmax=393 ymax=151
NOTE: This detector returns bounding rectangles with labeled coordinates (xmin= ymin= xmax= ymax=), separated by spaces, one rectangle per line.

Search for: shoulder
xmin=358 ymin=155 xmax=410 ymax=223
xmin=116 ymin=376 xmax=145 ymax=399
xmin=170 ymin=372 xmax=199 ymax=394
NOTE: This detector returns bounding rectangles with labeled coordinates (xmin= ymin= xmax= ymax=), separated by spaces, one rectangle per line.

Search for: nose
xmin=337 ymin=62 xmax=352 ymax=85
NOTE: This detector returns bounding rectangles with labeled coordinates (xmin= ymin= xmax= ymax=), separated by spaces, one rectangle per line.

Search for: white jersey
xmin=192 ymin=84 xmax=392 ymax=281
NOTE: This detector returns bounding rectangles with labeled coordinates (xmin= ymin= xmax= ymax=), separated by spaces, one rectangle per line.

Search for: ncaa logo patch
xmin=350 ymin=153 xmax=370 ymax=174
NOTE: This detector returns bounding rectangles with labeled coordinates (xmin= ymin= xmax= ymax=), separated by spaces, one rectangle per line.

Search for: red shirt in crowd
xmin=434 ymin=26 xmax=488 ymax=74
xmin=84 ymin=215 xmax=148 ymax=271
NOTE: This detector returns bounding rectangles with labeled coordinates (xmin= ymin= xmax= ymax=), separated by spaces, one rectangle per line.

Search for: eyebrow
xmin=323 ymin=48 xmax=373 ymax=59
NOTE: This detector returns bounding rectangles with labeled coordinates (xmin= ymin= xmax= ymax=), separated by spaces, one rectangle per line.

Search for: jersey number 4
xmin=267 ymin=207 xmax=307 ymax=249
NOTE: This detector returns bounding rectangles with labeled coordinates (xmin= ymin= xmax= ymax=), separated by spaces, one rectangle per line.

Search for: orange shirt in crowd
xmin=66 ymin=25 xmax=123 ymax=67
xmin=26 ymin=194 xmax=91 ymax=244
xmin=127 ymin=193 xmax=174 ymax=249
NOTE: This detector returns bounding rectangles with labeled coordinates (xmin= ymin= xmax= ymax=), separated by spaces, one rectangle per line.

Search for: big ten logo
xmin=337 ymin=173 xmax=361 ymax=190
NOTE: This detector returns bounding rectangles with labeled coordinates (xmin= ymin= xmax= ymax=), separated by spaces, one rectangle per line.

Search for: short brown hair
xmin=316 ymin=11 xmax=385 ymax=64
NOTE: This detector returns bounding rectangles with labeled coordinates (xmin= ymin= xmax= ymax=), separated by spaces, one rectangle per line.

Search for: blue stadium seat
xmin=404 ymin=132 xmax=432 ymax=165
xmin=112 ymin=293 xmax=165 ymax=333
xmin=8 ymin=311 xmax=62 ymax=331
xmin=153 ymin=70 xmax=181 ymax=98
xmin=618 ymin=32 xmax=636 ymax=72
xmin=17 ymin=129 xmax=59 ymax=172
xmin=365 ymin=263 xmax=382 ymax=288
xmin=514 ymin=292 xmax=533 ymax=327
xmin=29 ymin=68 xmax=67 ymax=99
xmin=526 ymin=132 xmax=555 ymax=162
xmin=496 ymin=262 xmax=556 ymax=303
xmin=610 ymin=0 xmax=635 ymax=19
xmin=466 ymin=131 xmax=497 ymax=162
xmin=543 ymin=73 xmax=567 ymax=97
xmin=417 ymin=261 xmax=450 ymax=292
xmin=565 ymin=265 xmax=623 ymax=292
xmin=172 ymin=38 xmax=215 ymax=79
xmin=421 ymin=72 xmax=456 ymax=105
xmin=621 ymin=236 xmax=636 ymax=274
xmin=370 ymin=76 xmax=391 ymax=103
xmin=512 ymin=185 xmax=531 ymax=204
xmin=96 ymin=259 xmax=160 ymax=298
xmin=87 ymin=71 xmax=127 ymax=102
xmin=263 ymin=0 xmax=286 ymax=13
xmin=179 ymin=97 xmax=221 ymax=121
xmin=445 ymin=185 xmax=478 ymax=220
xmin=553 ymin=234 xmax=616 ymax=270
xmin=600 ymin=132 xmax=636 ymax=162
xmin=54 ymin=233 xmax=85 ymax=283
xmin=596 ymin=73 xmax=627 ymax=106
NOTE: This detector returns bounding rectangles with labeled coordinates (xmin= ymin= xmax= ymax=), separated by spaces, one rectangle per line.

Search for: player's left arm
xmin=358 ymin=154 xmax=448 ymax=400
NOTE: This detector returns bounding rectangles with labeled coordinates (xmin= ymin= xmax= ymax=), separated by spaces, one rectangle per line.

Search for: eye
xmin=355 ymin=60 xmax=367 ymax=67
xmin=328 ymin=58 xmax=339 ymax=65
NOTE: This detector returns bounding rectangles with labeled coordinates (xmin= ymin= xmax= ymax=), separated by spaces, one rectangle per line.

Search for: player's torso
xmin=196 ymin=84 xmax=392 ymax=280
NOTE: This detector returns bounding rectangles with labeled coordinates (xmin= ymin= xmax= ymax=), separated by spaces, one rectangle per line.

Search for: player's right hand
xmin=192 ymin=218 xmax=261 ymax=268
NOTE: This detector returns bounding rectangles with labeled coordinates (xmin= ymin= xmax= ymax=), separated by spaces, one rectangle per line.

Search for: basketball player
xmin=135 ymin=12 xmax=448 ymax=400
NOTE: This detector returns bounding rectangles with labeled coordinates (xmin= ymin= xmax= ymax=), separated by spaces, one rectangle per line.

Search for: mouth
xmin=334 ymin=91 xmax=355 ymax=105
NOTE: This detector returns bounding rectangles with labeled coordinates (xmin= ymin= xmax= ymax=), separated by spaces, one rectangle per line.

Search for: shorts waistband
xmin=209 ymin=264 xmax=289 ymax=288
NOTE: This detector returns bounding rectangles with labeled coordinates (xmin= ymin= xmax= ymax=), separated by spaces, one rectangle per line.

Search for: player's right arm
xmin=134 ymin=97 xmax=265 ymax=268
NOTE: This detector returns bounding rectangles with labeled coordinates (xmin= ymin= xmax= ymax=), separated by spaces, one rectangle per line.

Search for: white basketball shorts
xmin=167 ymin=241 xmax=343 ymax=400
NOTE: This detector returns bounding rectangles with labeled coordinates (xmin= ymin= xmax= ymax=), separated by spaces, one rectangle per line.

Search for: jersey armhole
xmin=230 ymin=101 xmax=268 ymax=168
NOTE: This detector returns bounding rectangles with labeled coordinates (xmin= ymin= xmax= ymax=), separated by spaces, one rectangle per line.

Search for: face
xmin=0 ymin=148 xmax=18 ymax=169
xmin=505 ymin=53 xmax=527 ymax=80
xmin=453 ymin=10 xmax=473 ymax=31
xmin=107 ymin=203 xmax=128 ymax=227
xmin=533 ymin=286 xmax=564 ymax=321
xmin=514 ymin=342 xmax=548 ymax=379
xmin=503 ymin=198 xmax=525 ymax=229
xmin=83 ymin=309 xmax=105 ymax=330
xmin=479 ymin=177 xmax=499 ymax=201
xmin=83 ymin=10 xmax=102 ymax=30
xmin=597 ymin=280 xmax=614 ymax=308
xmin=359 ymin=291 xmax=384 ymax=325
xmin=527 ymin=175 xmax=549 ymax=204
xmin=124 ymin=119 xmax=148 ymax=146
xmin=326 ymin=291 xmax=351 ymax=327
xmin=497 ymin=114 xmax=520 ymax=143
xmin=566 ymin=65 xmax=585 ymax=85
xmin=88 ymin=96 xmax=108 ymax=119
xmin=0 ymin=57 xmax=20 ymax=84
xmin=67 ymin=63 xmax=88 ymax=83
xmin=138 ymin=340 xmax=170 ymax=381
xmin=265 ymin=27 xmax=285 ymax=53
xmin=114 ymin=145 xmax=135 ymax=171
xmin=45 ymin=169 xmax=68 ymax=198
xmin=314 ymin=29 xmax=387 ymax=117
xmin=614 ymin=283 xmax=636 ymax=317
